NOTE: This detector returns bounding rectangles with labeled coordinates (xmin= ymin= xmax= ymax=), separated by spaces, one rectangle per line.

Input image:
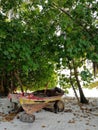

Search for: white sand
xmin=0 ymin=88 xmax=98 ymax=130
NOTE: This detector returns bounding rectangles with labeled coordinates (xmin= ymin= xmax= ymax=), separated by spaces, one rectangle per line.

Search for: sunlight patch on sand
xmin=67 ymin=87 xmax=98 ymax=97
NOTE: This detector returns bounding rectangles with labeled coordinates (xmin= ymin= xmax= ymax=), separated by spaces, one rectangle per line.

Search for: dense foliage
xmin=0 ymin=0 xmax=98 ymax=103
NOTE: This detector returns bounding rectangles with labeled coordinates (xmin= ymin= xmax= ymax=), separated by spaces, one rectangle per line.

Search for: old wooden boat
xmin=19 ymin=94 xmax=63 ymax=114
xmin=8 ymin=87 xmax=65 ymax=115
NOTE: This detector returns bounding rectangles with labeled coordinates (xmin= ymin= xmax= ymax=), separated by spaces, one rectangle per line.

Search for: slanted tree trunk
xmin=10 ymin=71 xmax=17 ymax=93
xmin=69 ymin=74 xmax=80 ymax=103
xmin=68 ymin=63 xmax=80 ymax=103
xmin=73 ymin=67 xmax=88 ymax=104
xmin=93 ymin=62 xmax=98 ymax=77
xmin=14 ymin=70 xmax=24 ymax=94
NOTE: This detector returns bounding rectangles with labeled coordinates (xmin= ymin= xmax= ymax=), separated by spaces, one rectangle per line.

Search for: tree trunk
xmin=44 ymin=82 xmax=49 ymax=95
xmin=0 ymin=74 xmax=5 ymax=96
xmin=69 ymin=75 xmax=80 ymax=103
xmin=14 ymin=71 xmax=24 ymax=94
xmin=0 ymin=72 xmax=9 ymax=96
xmin=73 ymin=67 xmax=88 ymax=104
xmin=68 ymin=64 xmax=80 ymax=103
xmin=10 ymin=71 xmax=17 ymax=93
xmin=93 ymin=62 xmax=98 ymax=77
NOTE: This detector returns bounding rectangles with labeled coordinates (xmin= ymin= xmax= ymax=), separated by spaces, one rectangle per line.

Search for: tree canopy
xmin=0 ymin=0 xmax=98 ymax=102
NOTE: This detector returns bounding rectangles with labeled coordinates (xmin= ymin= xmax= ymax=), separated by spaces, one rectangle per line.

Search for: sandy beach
xmin=0 ymin=88 xmax=98 ymax=130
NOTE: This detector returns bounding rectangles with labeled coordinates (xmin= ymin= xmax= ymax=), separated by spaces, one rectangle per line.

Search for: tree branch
xmin=52 ymin=2 xmax=96 ymax=39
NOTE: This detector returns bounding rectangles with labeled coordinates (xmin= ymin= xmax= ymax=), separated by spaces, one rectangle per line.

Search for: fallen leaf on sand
xmin=68 ymin=120 xmax=75 ymax=123
xmin=42 ymin=125 xmax=46 ymax=128
xmin=85 ymin=123 xmax=89 ymax=125
xmin=64 ymin=109 xmax=72 ymax=112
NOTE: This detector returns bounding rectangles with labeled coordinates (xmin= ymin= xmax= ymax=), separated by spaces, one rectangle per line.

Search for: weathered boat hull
xmin=19 ymin=95 xmax=62 ymax=114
